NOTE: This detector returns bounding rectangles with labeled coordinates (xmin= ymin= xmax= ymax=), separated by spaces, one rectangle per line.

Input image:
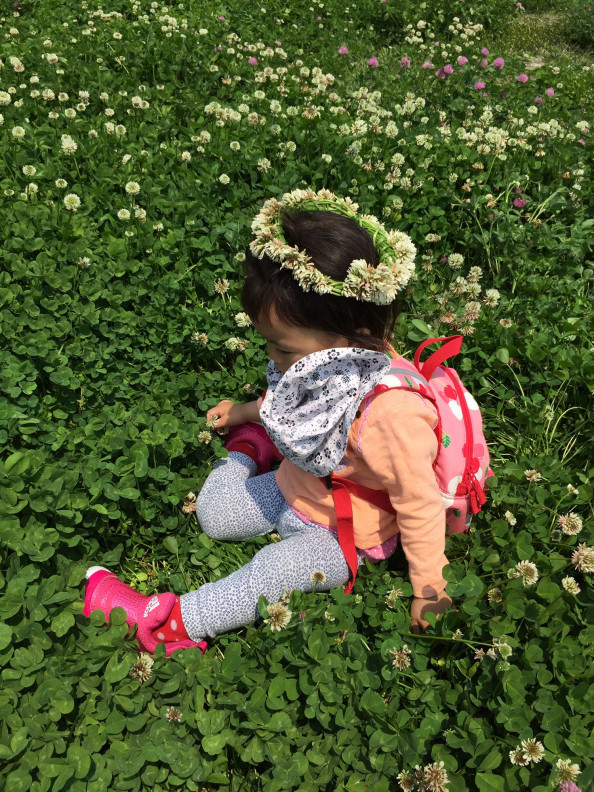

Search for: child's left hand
xmin=410 ymin=591 xmax=453 ymax=633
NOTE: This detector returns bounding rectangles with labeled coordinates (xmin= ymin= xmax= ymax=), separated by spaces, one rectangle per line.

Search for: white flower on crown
xmin=247 ymin=188 xmax=416 ymax=305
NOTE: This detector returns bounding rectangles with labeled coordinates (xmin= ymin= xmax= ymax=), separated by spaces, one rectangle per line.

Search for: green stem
xmin=535 ymin=593 xmax=565 ymax=626
xmin=403 ymin=632 xmax=491 ymax=648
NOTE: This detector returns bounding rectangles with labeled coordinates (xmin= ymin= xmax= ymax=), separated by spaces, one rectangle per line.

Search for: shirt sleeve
xmin=359 ymin=389 xmax=448 ymax=598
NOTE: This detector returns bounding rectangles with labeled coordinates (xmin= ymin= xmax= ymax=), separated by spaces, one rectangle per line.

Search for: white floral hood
xmin=259 ymin=347 xmax=391 ymax=476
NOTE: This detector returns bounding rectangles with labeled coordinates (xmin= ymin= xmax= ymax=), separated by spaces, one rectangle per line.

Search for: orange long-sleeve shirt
xmin=265 ymin=386 xmax=448 ymax=598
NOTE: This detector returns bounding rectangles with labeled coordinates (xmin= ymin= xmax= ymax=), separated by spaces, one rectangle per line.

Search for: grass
xmin=482 ymin=3 xmax=594 ymax=72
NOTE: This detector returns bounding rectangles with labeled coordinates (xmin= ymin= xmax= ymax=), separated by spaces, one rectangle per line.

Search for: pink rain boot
xmin=221 ymin=422 xmax=284 ymax=475
xmin=83 ymin=567 xmax=208 ymax=658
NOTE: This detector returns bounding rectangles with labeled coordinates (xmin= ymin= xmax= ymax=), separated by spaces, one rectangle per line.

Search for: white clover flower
xmin=181 ymin=150 xmax=191 ymax=161
xmin=572 ymin=543 xmax=594 ymax=573
xmin=63 ymin=193 xmax=81 ymax=211
xmin=125 ymin=181 xmax=140 ymax=195
xmin=11 ymin=126 xmax=25 ymax=138
xmin=513 ymin=560 xmax=539 ymax=586
xmin=234 ymin=312 xmax=252 ymax=328
xmin=61 ymin=135 xmax=77 ymax=154
xmin=524 ymin=469 xmax=542 ymax=482
xmin=134 ymin=207 xmax=147 ymax=222
xmin=46 ymin=53 xmax=59 ymax=64
xmin=117 ymin=208 xmax=131 ymax=220
xmin=389 ymin=644 xmax=411 ymax=670
xmin=22 ymin=165 xmax=37 ymax=176
xmin=264 ymin=602 xmax=292 ymax=631
xmin=504 ymin=511 xmax=517 ymax=526
xmin=385 ymin=588 xmax=403 ymax=607
xmin=224 ymin=337 xmax=248 ymax=352
xmin=520 ymin=739 xmax=545 ymax=763
xmin=558 ymin=512 xmax=583 ymax=535
xmin=484 ymin=288 xmax=500 ymax=307
xmin=487 ymin=588 xmax=502 ymax=603
xmin=0 ymin=91 xmax=12 ymax=106
xmin=447 ymin=253 xmax=464 ymax=269
xmin=197 ymin=430 xmax=211 ymax=444
xmin=555 ymin=758 xmax=581 ymax=782
xmin=115 ymin=124 xmax=126 ymax=136
xmin=219 ymin=173 xmax=230 ymax=184
xmin=561 ymin=576 xmax=580 ymax=595
xmin=191 ymin=332 xmax=208 ymax=345
xmin=130 ymin=653 xmax=154 ymax=682
xmin=77 ymin=257 xmax=90 ymax=268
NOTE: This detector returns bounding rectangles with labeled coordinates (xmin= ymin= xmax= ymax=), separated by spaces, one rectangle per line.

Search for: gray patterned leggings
xmin=179 ymin=452 xmax=362 ymax=641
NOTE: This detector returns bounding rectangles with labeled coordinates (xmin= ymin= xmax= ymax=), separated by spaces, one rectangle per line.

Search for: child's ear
xmin=355 ymin=327 xmax=371 ymax=336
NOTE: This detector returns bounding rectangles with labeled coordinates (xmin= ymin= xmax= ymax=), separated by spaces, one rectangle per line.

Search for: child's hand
xmin=206 ymin=400 xmax=246 ymax=430
xmin=410 ymin=591 xmax=453 ymax=633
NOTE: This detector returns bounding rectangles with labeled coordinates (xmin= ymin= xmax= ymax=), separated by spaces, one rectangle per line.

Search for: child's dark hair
xmin=241 ymin=210 xmax=400 ymax=353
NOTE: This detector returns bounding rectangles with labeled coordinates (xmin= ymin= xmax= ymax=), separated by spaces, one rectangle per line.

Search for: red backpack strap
xmin=320 ymin=475 xmax=397 ymax=594
xmin=323 ymin=476 xmax=359 ymax=594
xmin=413 ymin=335 xmax=463 ymax=381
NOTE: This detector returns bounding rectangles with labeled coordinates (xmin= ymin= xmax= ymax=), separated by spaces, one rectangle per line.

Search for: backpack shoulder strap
xmin=413 ymin=335 xmax=463 ymax=381
xmin=319 ymin=476 xmax=398 ymax=595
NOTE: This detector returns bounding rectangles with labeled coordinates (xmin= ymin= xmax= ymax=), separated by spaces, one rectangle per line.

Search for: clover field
xmin=0 ymin=1 xmax=592 ymax=791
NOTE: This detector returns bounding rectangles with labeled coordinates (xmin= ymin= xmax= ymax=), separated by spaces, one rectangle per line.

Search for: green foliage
xmin=0 ymin=0 xmax=592 ymax=790
xmin=562 ymin=0 xmax=594 ymax=51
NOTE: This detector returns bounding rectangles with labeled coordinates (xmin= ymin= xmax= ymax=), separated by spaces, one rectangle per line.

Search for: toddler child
xmin=84 ymin=189 xmax=452 ymax=656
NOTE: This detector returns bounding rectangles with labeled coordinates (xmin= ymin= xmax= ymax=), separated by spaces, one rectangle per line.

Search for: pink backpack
xmin=319 ymin=335 xmax=494 ymax=594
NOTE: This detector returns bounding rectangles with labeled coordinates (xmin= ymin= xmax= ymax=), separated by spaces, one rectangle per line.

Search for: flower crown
xmin=249 ymin=188 xmax=416 ymax=306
